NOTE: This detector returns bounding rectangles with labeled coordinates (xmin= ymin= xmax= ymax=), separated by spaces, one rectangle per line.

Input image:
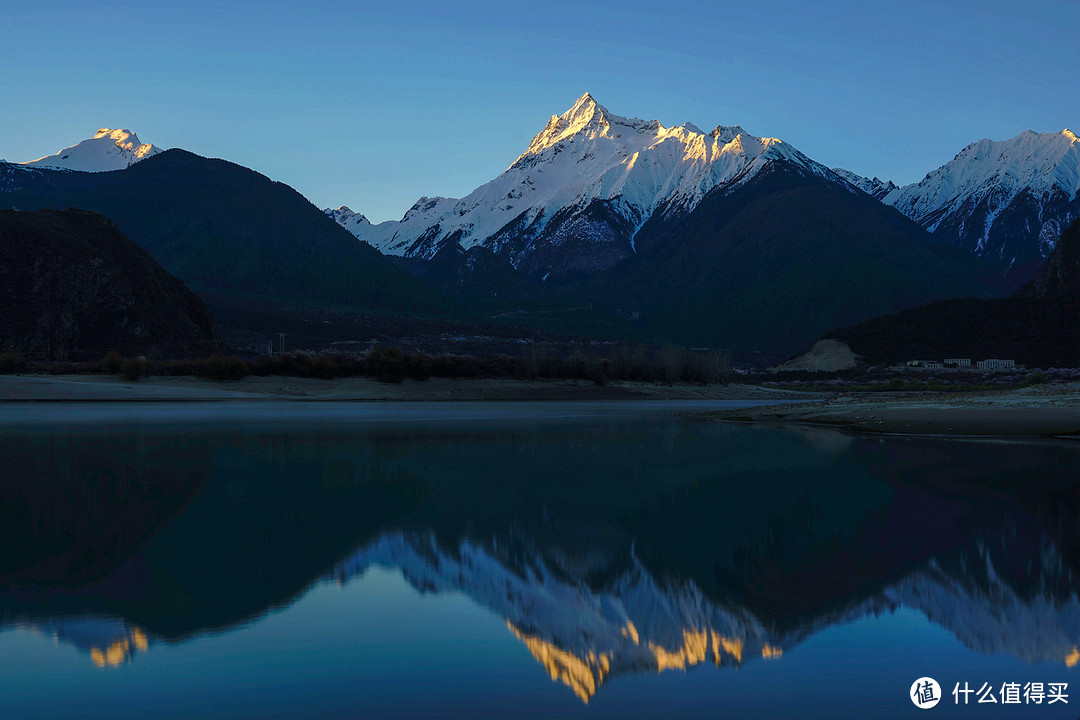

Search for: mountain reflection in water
xmin=1 ymin=405 xmax=1078 ymax=710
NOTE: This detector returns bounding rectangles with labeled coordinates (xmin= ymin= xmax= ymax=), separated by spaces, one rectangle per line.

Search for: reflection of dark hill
xmin=0 ymin=208 xmax=221 ymax=360
xmin=115 ymin=437 xmax=433 ymax=637
xmin=0 ymin=432 xmax=432 ymax=638
xmin=0 ymin=434 xmax=208 ymax=585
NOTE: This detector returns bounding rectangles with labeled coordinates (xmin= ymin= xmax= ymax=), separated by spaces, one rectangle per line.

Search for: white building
xmin=976 ymin=359 xmax=1015 ymax=371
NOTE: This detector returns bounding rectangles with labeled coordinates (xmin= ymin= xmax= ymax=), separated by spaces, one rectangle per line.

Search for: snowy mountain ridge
xmin=880 ymin=128 xmax=1080 ymax=279
xmin=326 ymin=98 xmax=1077 ymax=286
xmin=21 ymin=128 xmax=162 ymax=172
xmin=330 ymin=93 xmax=842 ymax=264
xmin=324 ymin=205 xmax=368 ymax=227
xmin=831 ymin=167 xmax=898 ymax=200
xmin=884 ymin=128 xmax=1080 ymax=230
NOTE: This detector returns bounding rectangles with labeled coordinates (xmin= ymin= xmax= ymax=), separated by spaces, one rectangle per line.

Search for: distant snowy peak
xmin=331 ymin=92 xmax=835 ymax=267
xmin=832 ymin=168 xmax=898 ymax=200
xmin=885 ymin=128 xmax=1080 ymax=224
xmin=882 ymin=128 xmax=1080 ymax=275
xmin=22 ymin=128 xmax=162 ymax=172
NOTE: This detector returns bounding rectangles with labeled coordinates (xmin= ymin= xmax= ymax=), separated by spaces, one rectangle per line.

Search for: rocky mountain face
xmin=1021 ymin=213 xmax=1080 ymax=300
xmin=330 ymin=93 xmax=853 ymax=283
xmin=0 ymin=208 xmax=222 ymax=360
xmin=329 ymin=97 xmax=1079 ymax=296
xmin=877 ymin=129 xmax=1080 ymax=288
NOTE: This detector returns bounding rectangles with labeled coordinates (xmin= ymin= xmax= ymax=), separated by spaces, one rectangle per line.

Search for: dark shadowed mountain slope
xmin=1020 ymin=215 xmax=1080 ymax=301
xmin=825 ymin=218 xmax=1080 ymax=366
xmin=579 ymin=162 xmax=1002 ymax=354
xmin=0 ymin=208 xmax=222 ymax=360
xmin=0 ymin=151 xmax=457 ymax=317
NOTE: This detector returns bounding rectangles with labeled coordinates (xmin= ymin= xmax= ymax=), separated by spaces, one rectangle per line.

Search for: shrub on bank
xmin=202 ymin=353 xmax=250 ymax=382
xmin=0 ymin=353 xmax=24 ymax=374
xmin=101 ymin=351 xmax=124 ymax=374
xmin=368 ymin=346 xmax=407 ymax=383
xmin=5 ymin=343 xmax=736 ymax=386
xmin=406 ymin=354 xmax=432 ymax=381
xmin=120 ymin=357 xmax=146 ymax=381
xmin=1021 ymin=372 xmax=1048 ymax=387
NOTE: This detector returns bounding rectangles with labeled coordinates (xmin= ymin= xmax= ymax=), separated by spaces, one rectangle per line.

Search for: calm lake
xmin=1 ymin=400 xmax=1078 ymax=719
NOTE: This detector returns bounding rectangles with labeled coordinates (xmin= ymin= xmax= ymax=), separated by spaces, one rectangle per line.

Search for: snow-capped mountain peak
xmin=330 ymin=94 xmax=836 ymax=272
xmin=512 ymin=92 xmax=659 ymax=168
xmin=881 ymin=128 xmax=1080 ymax=277
xmin=22 ymin=128 xmax=162 ymax=172
xmin=885 ymin=128 xmax=1080 ymax=223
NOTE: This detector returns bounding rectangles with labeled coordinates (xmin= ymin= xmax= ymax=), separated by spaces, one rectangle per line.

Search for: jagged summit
xmin=514 ymin=92 xmax=658 ymax=166
xmin=710 ymin=125 xmax=747 ymax=143
xmin=22 ymin=128 xmax=162 ymax=172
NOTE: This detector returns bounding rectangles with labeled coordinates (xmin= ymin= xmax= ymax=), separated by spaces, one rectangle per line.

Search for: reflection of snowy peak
xmin=334 ymin=531 xmax=785 ymax=702
xmin=18 ymin=618 xmax=150 ymax=668
xmin=22 ymin=129 xmax=162 ymax=172
xmin=329 ymin=93 xmax=839 ymax=276
xmin=883 ymin=129 xmax=1080 ymax=281
xmin=885 ymin=540 xmax=1080 ymax=665
xmin=335 ymin=530 xmax=1080 ymax=703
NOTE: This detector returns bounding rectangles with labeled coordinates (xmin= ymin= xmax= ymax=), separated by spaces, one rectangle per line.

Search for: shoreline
xmin=8 ymin=375 xmax=1078 ymax=439
xmin=711 ymin=384 xmax=1080 ymax=438
xmin=0 ymin=373 xmax=813 ymax=403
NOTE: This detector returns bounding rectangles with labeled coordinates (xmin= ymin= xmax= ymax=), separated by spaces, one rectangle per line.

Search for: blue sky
xmin=3 ymin=0 xmax=1077 ymax=221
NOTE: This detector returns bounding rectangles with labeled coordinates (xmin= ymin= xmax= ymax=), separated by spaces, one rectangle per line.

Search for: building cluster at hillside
xmin=904 ymin=359 xmax=1018 ymax=371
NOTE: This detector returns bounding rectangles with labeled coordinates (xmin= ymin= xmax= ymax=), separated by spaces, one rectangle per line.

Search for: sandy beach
xmin=714 ymin=384 xmax=1080 ymax=437
xmin=0 ymin=373 xmax=807 ymax=403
